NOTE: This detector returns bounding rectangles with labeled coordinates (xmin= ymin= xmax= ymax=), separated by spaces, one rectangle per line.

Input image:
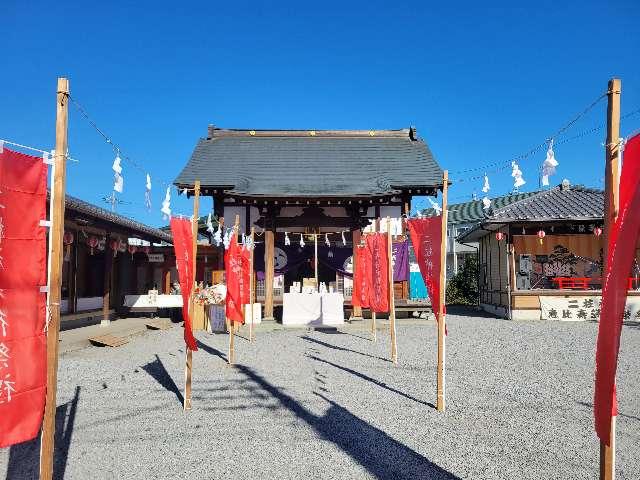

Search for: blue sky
xmin=3 ymin=0 xmax=639 ymax=225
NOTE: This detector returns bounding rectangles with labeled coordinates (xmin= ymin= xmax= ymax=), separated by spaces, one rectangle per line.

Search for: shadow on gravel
xmin=307 ymin=354 xmax=435 ymax=409
xmin=577 ymin=401 xmax=640 ymax=422
xmin=198 ymin=340 xmax=456 ymax=480
xmin=302 ymin=335 xmax=388 ymax=362
xmin=196 ymin=340 xmax=228 ymax=362
xmin=6 ymin=386 xmax=80 ymax=480
xmin=141 ymin=355 xmax=184 ymax=405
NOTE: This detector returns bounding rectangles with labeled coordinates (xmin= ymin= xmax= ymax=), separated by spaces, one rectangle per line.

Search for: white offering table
xmin=282 ymin=292 xmax=344 ymax=326
xmin=124 ymin=294 xmax=183 ymax=309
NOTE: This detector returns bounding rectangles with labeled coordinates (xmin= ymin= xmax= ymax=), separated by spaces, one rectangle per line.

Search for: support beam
xmin=101 ymin=238 xmax=113 ymax=325
xmin=40 ymin=76 xmax=69 ymax=480
xmin=264 ymin=229 xmax=275 ymax=320
xmin=600 ymin=77 xmax=621 ymax=480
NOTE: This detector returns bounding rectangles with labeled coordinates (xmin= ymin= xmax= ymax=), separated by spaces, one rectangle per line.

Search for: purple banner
xmin=392 ymin=240 xmax=409 ymax=281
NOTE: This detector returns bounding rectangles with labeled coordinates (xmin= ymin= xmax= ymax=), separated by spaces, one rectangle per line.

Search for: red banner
xmin=170 ymin=217 xmax=198 ymax=351
xmin=225 ymin=235 xmax=251 ymax=324
xmin=0 ymin=148 xmax=48 ymax=447
xmin=366 ymin=234 xmax=389 ymax=313
xmin=594 ymin=134 xmax=640 ymax=445
xmin=407 ymin=217 xmax=444 ymax=318
xmin=352 ymin=244 xmax=371 ymax=308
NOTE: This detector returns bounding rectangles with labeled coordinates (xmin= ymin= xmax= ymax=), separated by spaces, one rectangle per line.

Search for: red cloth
xmin=366 ymin=234 xmax=389 ymax=313
xmin=352 ymin=244 xmax=371 ymax=308
xmin=0 ymin=148 xmax=47 ymax=448
xmin=594 ymin=134 xmax=640 ymax=445
xmin=225 ymin=235 xmax=251 ymax=324
xmin=170 ymin=217 xmax=198 ymax=351
xmin=407 ymin=217 xmax=447 ymax=333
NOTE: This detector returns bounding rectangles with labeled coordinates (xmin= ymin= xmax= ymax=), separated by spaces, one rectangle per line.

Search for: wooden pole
xmin=600 ymin=78 xmax=621 ymax=480
xmin=352 ymin=229 xmax=363 ymax=319
xmin=249 ymin=226 xmax=255 ymax=342
xmin=371 ymin=220 xmax=377 ymax=342
xmin=436 ymin=170 xmax=448 ymax=412
xmin=184 ymin=180 xmax=200 ymax=411
xmin=228 ymin=214 xmax=240 ymax=364
xmin=101 ymin=234 xmax=113 ymax=325
xmin=264 ymin=228 xmax=275 ymax=320
xmin=387 ymin=217 xmax=397 ymax=364
xmin=40 ymin=77 xmax=69 ymax=480
xmin=314 ymin=233 xmax=319 ymax=290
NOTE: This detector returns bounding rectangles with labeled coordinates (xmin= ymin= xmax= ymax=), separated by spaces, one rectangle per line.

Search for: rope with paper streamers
xmin=68 ymin=94 xmax=196 ymax=215
xmin=450 ymin=96 xmax=640 ymax=188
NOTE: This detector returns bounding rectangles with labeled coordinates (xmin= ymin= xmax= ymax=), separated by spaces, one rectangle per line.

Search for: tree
xmin=446 ymin=255 xmax=479 ymax=305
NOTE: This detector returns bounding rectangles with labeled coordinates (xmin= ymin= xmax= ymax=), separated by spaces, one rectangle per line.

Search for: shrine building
xmin=175 ymin=126 xmax=445 ymax=321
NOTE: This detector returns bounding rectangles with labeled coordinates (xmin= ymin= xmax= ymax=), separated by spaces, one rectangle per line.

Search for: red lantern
xmin=87 ymin=235 xmax=99 ymax=255
xmin=128 ymin=245 xmax=138 ymax=259
xmin=110 ymin=238 xmax=120 ymax=257
xmin=495 ymin=232 xmax=505 ymax=241
xmin=593 ymin=226 xmax=603 ymax=237
xmin=63 ymin=231 xmax=74 ymax=261
xmin=537 ymin=229 xmax=546 ymax=245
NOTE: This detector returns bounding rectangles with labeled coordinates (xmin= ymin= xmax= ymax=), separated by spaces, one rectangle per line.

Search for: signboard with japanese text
xmin=539 ymin=295 xmax=640 ymax=322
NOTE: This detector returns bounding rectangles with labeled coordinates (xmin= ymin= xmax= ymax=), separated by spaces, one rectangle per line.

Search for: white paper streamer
xmin=112 ymin=155 xmax=123 ymax=193
xmin=299 ymin=234 xmax=305 ymax=248
xmin=213 ymin=222 xmax=222 ymax=246
xmin=284 ymin=231 xmax=291 ymax=246
xmin=341 ymin=231 xmax=346 ymax=246
xmin=325 ymin=233 xmax=330 ymax=247
xmin=511 ymin=161 xmax=526 ymax=189
xmin=541 ymin=139 xmax=559 ymax=187
xmin=161 ymin=186 xmax=171 ymax=219
xmin=144 ymin=174 xmax=152 ymax=210
xmin=223 ymin=229 xmax=232 ymax=250
xmin=428 ymin=198 xmax=442 ymax=215
xmin=482 ymin=174 xmax=490 ymax=193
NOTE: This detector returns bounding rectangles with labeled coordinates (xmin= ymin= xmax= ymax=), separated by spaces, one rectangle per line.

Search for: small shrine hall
xmin=175 ymin=126 xmax=445 ymax=322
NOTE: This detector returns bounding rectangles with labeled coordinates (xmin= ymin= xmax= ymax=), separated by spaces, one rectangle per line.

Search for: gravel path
xmin=1 ymin=314 xmax=639 ymax=479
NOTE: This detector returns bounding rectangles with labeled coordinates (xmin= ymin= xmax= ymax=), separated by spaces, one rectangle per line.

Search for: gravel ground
xmin=1 ymin=314 xmax=639 ymax=480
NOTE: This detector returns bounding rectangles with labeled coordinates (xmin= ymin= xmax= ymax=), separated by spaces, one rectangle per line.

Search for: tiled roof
xmin=423 ymin=191 xmax=539 ymax=225
xmin=64 ymin=194 xmax=172 ymax=243
xmin=485 ymin=183 xmax=603 ymax=223
xmin=175 ymin=127 xmax=444 ymax=197
xmin=457 ymin=182 xmax=604 ymax=242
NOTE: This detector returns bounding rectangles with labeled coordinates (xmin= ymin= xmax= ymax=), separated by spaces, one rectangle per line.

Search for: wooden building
xmin=176 ymin=126 xmax=445 ymax=320
xmin=458 ymin=180 xmax=640 ymax=320
xmin=60 ymin=194 xmax=178 ymax=328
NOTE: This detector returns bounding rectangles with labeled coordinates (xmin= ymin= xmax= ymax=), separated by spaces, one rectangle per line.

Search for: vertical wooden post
xmin=371 ymin=219 xmax=377 ymax=342
xmin=387 ymin=217 xmax=397 ymax=364
xmin=228 ymin=214 xmax=240 ymax=364
xmin=68 ymin=238 xmax=78 ymax=313
xmin=40 ymin=77 xmax=69 ymax=480
xmin=184 ymin=180 xmax=200 ymax=411
xmin=600 ymin=78 xmax=621 ymax=480
xmin=436 ymin=170 xmax=448 ymax=412
xmin=249 ymin=226 xmax=255 ymax=342
xmin=264 ymin=228 xmax=275 ymax=321
xmin=314 ymin=233 xmax=318 ymax=289
xmin=352 ymin=229 xmax=363 ymax=319
xmin=163 ymin=268 xmax=171 ymax=294
xmin=101 ymin=236 xmax=113 ymax=325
